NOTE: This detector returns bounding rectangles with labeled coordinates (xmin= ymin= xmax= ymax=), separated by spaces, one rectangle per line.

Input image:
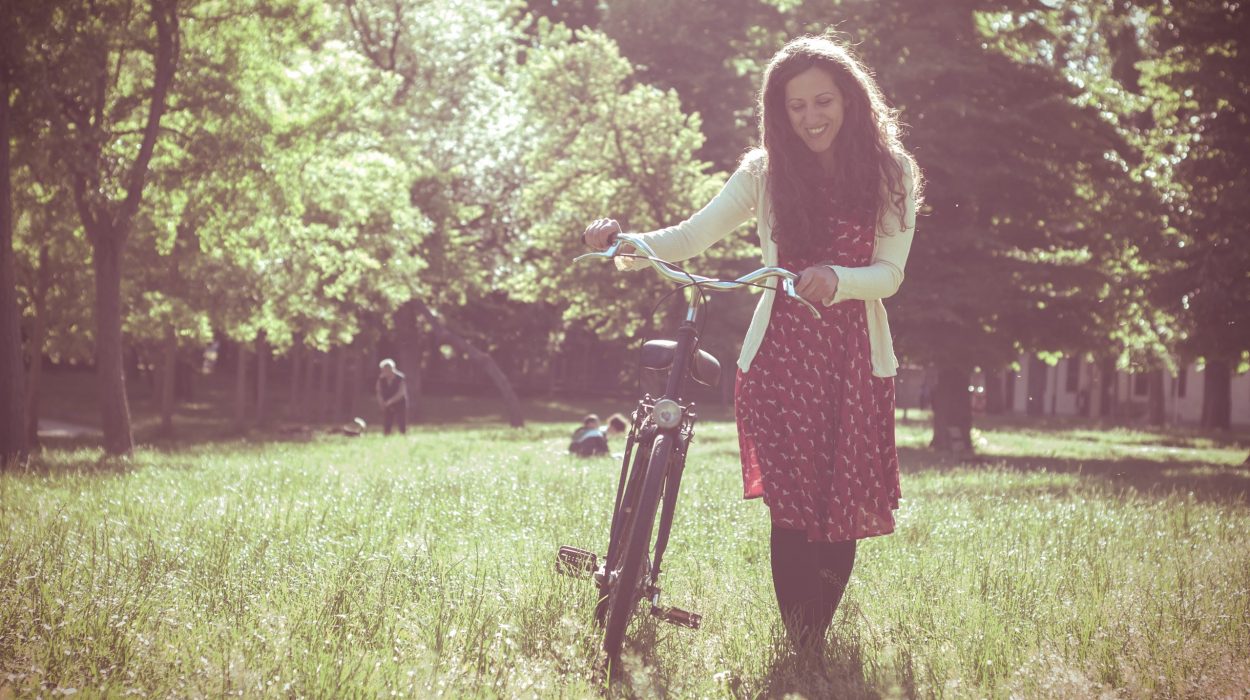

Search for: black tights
xmin=770 ymin=525 xmax=857 ymax=648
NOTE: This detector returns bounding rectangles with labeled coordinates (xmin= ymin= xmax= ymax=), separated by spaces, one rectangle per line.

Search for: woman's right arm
xmin=585 ymin=162 xmax=760 ymax=269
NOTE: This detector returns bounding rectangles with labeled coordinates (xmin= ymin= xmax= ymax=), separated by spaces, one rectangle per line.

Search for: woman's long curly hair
xmin=756 ymin=35 xmax=919 ymax=258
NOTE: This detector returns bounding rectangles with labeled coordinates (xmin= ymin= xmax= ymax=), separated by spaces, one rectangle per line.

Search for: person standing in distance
xmin=583 ymin=34 xmax=921 ymax=650
xmin=376 ymin=359 xmax=409 ymax=436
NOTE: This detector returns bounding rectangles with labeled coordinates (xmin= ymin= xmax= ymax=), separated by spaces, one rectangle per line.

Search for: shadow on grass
xmin=975 ymin=413 xmax=1250 ymax=450
xmin=603 ymin=616 xmax=908 ymax=700
xmin=750 ymin=638 xmax=887 ymax=700
xmin=15 ymin=447 xmax=145 ymax=478
xmin=604 ymin=620 xmax=685 ymax=698
xmin=898 ymin=445 xmax=1250 ymax=505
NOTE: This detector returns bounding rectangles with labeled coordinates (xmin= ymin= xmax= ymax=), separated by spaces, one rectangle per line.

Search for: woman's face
xmin=784 ymin=66 xmax=844 ymax=159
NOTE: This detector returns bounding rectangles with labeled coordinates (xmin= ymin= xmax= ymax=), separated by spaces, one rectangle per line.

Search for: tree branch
xmin=344 ymin=0 xmax=383 ymax=68
xmin=118 ymin=0 xmax=179 ymax=229
xmin=412 ymin=299 xmax=525 ymax=427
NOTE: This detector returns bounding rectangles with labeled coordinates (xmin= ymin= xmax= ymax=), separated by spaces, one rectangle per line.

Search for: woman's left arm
xmin=824 ymin=156 xmax=917 ymax=304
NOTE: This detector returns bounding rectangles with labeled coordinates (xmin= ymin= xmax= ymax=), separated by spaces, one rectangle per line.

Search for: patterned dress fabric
xmin=735 ymin=215 xmax=901 ymax=543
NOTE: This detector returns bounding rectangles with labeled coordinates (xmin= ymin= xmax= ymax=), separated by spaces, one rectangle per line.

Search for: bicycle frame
xmin=557 ymin=232 xmax=822 ymax=655
xmin=603 ymin=288 xmax=700 ymax=604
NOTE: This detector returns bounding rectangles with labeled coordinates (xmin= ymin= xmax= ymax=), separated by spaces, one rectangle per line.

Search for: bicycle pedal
xmin=651 ymin=605 xmax=702 ymax=629
xmin=556 ymin=546 xmax=599 ymax=578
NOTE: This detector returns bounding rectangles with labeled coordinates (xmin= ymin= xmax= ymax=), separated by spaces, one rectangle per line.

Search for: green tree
xmin=600 ymin=0 xmax=783 ymax=171
xmin=0 ymin=0 xmax=56 ymax=462
xmin=0 ymin=21 xmax=27 ymax=464
xmin=17 ymin=0 xmax=182 ymax=456
xmin=760 ymin=1 xmax=1171 ymax=448
xmin=13 ymin=180 xmax=95 ymax=445
xmin=514 ymin=24 xmax=745 ymax=342
xmin=1138 ymin=0 xmax=1250 ymax=429
xmin=340 ymin=0 xmax=532 ymax=425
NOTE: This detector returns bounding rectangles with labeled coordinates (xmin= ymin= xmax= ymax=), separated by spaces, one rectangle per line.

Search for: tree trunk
xmin=1003 ymin=368 xmax=1017 ymax=414
xmin=931 ymin=365 xmax=973 ymax=451
xmin=68 ymin=0 xmax=179 ymax=457
xmin=91 ymin=231 xmax=135 ymax=456
xmin=1200 ymin=359 xmax=1232 ymax=430
xmin=159 ymin=322 xmax=176 ymax=435
xmin=332 ymin=345 xmax=347 ymax=423
xmin=24 ymin=244 xmax=50 ymax=446
xmin=234 ymin=342 xmax=250 ymax=429
xmin=289 ymin=341 xmax=303 ymax=418
xmin=413 ymin=300 xmax=524 ymax=427
xmin=303 ymin=351 xmax=320 ymax=422
xmin=1026 ymin=356 xmax=1047 ymax=417
xmin=0 ymin=69 xmax=28 ymax=464
xmin=1049 ymin=361 xmax=1060 ymax=415
xmin=397 ymin=301 xmax=423 ymax=422
xmin=1147 ymin=369 xmax=1166 ymax=427
xmin=318 ymin=350 xmax=332 ymax=422
xmin=1097 ymin=357 xmax=1116 ymax=418
xmin=346 ymin=344 xmax=364 ymax=421
xmin=985 ymin=369 xmax=1005 ymax=415
xmin=255 ymin=334 xmax=270 ymax=425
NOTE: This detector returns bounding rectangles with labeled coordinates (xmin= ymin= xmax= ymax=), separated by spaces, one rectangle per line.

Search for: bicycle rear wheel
xmin=602 ymin=433 xmax=674 ymax=660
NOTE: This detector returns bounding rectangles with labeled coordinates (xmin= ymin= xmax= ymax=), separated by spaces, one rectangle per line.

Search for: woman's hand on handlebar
xmin=582 ymin=218 xmax=622 ymax=250
xmin=795 ymin=265 xmax=839 ymax=305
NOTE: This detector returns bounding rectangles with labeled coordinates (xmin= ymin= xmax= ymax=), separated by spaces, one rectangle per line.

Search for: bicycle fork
xmin=644 ymin=436 xmax=702 ymax=629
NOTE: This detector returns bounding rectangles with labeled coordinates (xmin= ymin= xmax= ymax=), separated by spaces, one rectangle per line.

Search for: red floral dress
xmin=735 ymin=216 xmax=901 ymax=543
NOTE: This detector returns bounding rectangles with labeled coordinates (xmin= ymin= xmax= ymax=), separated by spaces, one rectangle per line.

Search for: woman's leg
xmin=770 ymin=525 xmax=857 ymax=647
xmin=813 ymin=539 xmax=856 ymax=634
xmin=770 ymin=525 xmax=820 ymax=647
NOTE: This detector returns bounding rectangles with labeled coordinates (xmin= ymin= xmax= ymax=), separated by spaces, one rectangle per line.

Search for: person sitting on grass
xmin=569 ymin=413 xmax=632 ymax=457
xmin=569 ymin=414 xmax=609 ymax=457
xmin=605 ymin=413 xmax=630 ymax=439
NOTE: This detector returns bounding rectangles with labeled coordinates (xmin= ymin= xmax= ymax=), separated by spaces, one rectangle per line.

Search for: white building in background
xmin=1005 ymin=356 xmax=1250 ymax=427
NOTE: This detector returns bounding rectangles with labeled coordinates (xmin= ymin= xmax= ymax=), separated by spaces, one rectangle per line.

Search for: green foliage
xmin=11 ymin=172 xmax=94 ymax=362
xmin=752 ymin=1 xmax=1176 ymax=373
xmin=341 ymin=0 xmax=528 ymax=313
xmin=513 ymin=23 xmax=751 ymax=340
xmin=6 ymin=0 xmax=1242 ymax=412
xmin=600 ymin=0 xmax=784 ymax=170
xmin=1136 ymin=0 xmax=1250 ymax=363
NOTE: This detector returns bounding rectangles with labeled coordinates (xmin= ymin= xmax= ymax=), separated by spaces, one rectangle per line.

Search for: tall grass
xmin=2 ymin=413 xmax=1248 ymax=698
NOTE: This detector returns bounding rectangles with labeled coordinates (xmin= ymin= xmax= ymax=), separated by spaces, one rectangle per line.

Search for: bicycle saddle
xmin=640 ymin=339 xmax=721 ymax=388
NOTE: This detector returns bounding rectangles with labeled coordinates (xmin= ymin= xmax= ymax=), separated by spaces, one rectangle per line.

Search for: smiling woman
xmin=581 ymin=34 xmax=924 ymax=651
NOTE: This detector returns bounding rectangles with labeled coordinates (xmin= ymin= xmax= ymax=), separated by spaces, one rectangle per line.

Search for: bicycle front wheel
xmin=602 ymin=432 xmax=674 ymax=660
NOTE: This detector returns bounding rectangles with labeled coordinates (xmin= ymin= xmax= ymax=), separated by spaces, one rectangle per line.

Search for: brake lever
xmin=782 ymin=278 xmax=822 ymax=319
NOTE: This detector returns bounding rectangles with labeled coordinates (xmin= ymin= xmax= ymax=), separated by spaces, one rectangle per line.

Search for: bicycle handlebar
xmin=575 ymin=232 xmax=822 ymax=319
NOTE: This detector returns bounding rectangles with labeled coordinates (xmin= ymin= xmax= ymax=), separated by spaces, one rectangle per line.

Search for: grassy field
xmin=3 ymin=400 xmax=1249 ymax=698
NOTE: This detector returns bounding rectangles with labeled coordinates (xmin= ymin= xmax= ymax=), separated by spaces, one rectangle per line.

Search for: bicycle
xmin=556 ymin=232 xmax=820 ymax=662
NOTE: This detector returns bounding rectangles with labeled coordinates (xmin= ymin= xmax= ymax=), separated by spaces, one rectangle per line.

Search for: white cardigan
xmin=619 ymin=151 xmax=917 ymax=377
